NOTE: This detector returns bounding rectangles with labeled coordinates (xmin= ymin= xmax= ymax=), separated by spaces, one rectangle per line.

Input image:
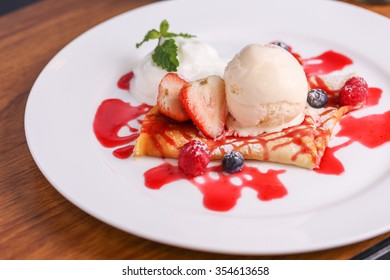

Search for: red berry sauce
xmin=302 ymin=50 xmax=353 ymax=76
xmin=144 ymin=162 xmax=287 ymax=212
xmin=338 ymin=110 xmax=390 ymax=148
xmin=117 ymin=71 xmax=134 ymax=90
xmin=93 ymin=99 xmax=152 ymax=158
xmin=365 ymin=87 xmax=382 ymax=107
xmin=314 ymin=140 xmax=352 ymax=175
xmin=314 ymin=88 xmax=386 ymax=175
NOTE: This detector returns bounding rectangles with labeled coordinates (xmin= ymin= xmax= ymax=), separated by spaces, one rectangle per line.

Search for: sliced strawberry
xmin=179 ymin=75 xmax=228 ymax=139
xmin=157 ymin=73 xmax=190 ymax=122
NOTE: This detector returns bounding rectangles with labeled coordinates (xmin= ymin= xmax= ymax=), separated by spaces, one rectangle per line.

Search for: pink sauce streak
xmin=117 ymin=71 xmax=134 ymax=90
xmin=302 ymin=50 xmax=353 ymax=76
xmin=314 ymin=140 xmax=352 ymax=175
xmin=93 ymin=99 xmax=152 ymax=158
xmin=144 ymin=162 xmax=287 ymax=212
xmin=337 ymin=110 xmax=390 ymax=149
xmin=365 ymin=87 xmax=382 ymax=107
xmin=314 ymin=89 xmax=386 ymax=175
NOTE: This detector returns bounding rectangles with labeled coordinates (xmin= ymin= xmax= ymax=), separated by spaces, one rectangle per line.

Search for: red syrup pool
xmin=117 ymin=71 xmax=134 ymax=90
xmin=314 ymin=88 xmax=388 ymax=175
xmin=314 ymin=140 xmax=352 ymax=175
xmin=144 ymin=162 xmax=287 ymax=212
xmin=302 ymin=50 xmax=353 ymax=76
xmin=315 ymin=110 xmax=390 ymax=174
xmin=92 ymin=47 xmax=389 ymax=212
xmin=93 ymin=99 xmax=152 ymax=158
xmin=337 ymin=110 xmax=390 ymax=148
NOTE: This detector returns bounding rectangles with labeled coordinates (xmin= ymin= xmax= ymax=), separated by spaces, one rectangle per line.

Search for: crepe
xmin=134 ymin=103 xmax=356 ymax=169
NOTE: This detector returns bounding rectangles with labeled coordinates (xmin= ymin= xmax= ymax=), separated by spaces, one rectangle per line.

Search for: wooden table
xmin=1 ymin=0 xmax=389 ymax=260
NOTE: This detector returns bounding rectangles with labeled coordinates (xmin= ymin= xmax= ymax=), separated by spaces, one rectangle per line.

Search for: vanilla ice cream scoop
xmin=131 ymin=38 xmax=227 ymax=105
xmin=224 ymin=44 xmax=308 ymax=136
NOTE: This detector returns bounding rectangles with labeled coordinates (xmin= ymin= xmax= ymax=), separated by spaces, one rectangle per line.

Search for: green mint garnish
xmin=152 ymin=39 xmax=179 ymax=72
xmin=136 ymin=20 xmax=196 ymax=72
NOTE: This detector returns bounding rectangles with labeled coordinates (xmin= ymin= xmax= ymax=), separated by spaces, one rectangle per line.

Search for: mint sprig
xmin=136 ymin=20 xmax=195 ymax=72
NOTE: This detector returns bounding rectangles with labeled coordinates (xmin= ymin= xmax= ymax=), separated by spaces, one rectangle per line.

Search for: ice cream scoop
xmin=224 ymin=44 xmax=308 ymax=136
xmin=131 ymin=38 xmax=227 ymax=105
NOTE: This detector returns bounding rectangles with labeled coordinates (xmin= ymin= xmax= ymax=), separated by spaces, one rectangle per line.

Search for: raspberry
xmin=338 ymin=77 xmax=368 ymax=106
xmin=178 ymin=140 xmax=211 ymax=177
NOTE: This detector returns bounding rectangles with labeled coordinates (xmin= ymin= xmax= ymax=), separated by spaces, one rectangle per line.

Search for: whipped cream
xmin=131 ymin=38 xmax=227 ymax=105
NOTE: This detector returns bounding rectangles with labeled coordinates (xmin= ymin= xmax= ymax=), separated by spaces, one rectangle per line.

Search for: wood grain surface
xmin=1 ymin=0 xmax=389 ymax=260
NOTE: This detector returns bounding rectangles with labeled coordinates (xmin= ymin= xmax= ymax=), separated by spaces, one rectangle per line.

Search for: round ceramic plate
xmin=25 ymin=0 xmax=390 ymax=255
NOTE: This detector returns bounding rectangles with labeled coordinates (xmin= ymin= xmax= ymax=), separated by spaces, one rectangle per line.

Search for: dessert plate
xmin=25 ymin=0 xmax=390 ymax=254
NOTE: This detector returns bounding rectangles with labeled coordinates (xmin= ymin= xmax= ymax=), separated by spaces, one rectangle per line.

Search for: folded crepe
xmin=134 ymin=74 xmax=359 ymax=169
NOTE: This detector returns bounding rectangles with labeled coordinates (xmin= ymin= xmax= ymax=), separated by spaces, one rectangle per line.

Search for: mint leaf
xmin=136 ymin=20 xmax=196 ymax=71
xmin=136 ymin=29 xmax=160 ymax=48
xmin=159 ymin=19 xmax=169 ymax=37
xmin=165 ymin=32 xmax=195 ymax=39
xmin=152 ymin=39 xmax=179 ymax=72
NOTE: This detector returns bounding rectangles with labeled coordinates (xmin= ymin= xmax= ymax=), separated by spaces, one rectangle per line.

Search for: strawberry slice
xmin=179 ymin=75 xmax=228 ymax=139
xmin=157 ymin=73 xmax=190 ymax=122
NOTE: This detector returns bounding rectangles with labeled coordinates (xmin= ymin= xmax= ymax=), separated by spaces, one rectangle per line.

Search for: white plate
xmin=25 ymin=0 xmax=390 ymax=255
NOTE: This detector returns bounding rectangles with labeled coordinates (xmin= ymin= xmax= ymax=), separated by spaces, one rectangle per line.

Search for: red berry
xmin=178 ymin=140 xmax=211 ymax=177
xmin=179 ymin=75 xmax=228 ymax=139
xmin=157 ymin=73 xmax=189 ymax=122
xmin=338 ymin=77 xmax=368 ymax=106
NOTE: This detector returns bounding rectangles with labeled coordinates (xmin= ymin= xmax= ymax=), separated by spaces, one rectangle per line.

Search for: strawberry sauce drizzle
xmin=314 ymin=87 xmax=385 ymax=175
xmin=113 ymin=145 xmax=135 ymax=159
xmin=365 ymin=87 xmax=382 ymax=107
xmin=302 ymin=50 xmax=353 ymax=76
xmin=144 ymin=162 xmax=287 ymax=211
xmin=314 ymin=140 xmax=352 ymax=175
xmin=93 ymin=99 xmax=152 ymax=158
xmin=315 ymin=108 xmax=390 ymax=175
xmin=140 ymin=108 xmax=322 ymax=165
xmin=117 ymin=71 xmax=134 ymax=90
xmin=337 ymin=110 xmax=390 ymax=148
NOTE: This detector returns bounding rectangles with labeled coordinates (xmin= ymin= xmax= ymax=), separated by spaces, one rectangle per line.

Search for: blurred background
xmin=0 ymin=0 xmax=389 ymax=16
xmin=0 ymin=0 xmax=39 ymax=15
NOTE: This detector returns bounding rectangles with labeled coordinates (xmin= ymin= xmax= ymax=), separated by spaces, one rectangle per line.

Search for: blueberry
xmin=270 ymin=41 xmax=290 ymax=51
xmin=222 ymin=151 xmax=244 ymax=174
xmin=307 ymin=89 xmax=328 ymax=108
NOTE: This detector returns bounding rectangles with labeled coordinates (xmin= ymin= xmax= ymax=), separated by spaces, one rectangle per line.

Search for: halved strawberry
xmin=179 ymin=75 xmax=228 ymax=139
xmin=157 ymin=73 xmax=190 ymax=122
